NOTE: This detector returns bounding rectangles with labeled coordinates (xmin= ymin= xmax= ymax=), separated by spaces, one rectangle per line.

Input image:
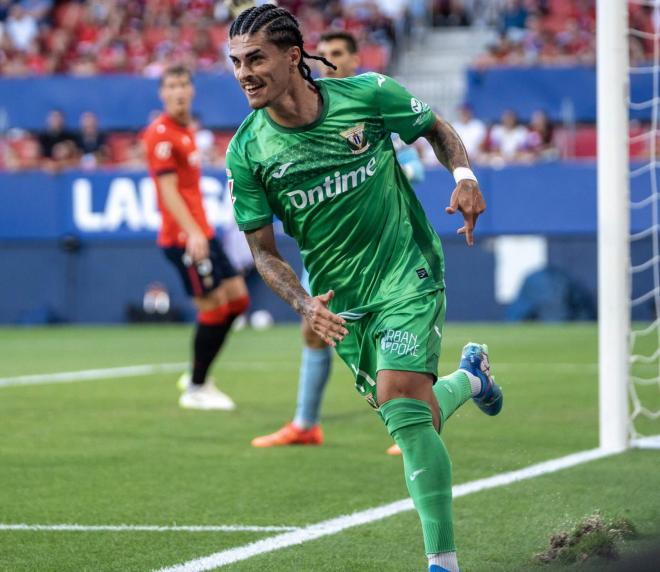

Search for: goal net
xmin=628 ymin=0 xmax=660 ymax=446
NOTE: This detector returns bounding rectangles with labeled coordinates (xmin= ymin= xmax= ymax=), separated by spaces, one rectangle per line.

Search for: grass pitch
xmin=0 ymin=323 xmax=659 ymax=571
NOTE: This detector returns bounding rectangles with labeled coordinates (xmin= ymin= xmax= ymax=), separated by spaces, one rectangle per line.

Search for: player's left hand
xmin=445 ymin=179 xmax=486 ymax=247
xmin=303 ymin=290 xmax=348 ymax=348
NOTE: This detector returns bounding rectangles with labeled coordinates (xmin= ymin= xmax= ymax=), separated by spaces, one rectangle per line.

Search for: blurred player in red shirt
xmin=143 ymin=64 xmax=250 ymax=410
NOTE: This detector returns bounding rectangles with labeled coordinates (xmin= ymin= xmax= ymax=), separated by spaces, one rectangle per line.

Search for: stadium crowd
xmin=0 ymin=102 xmax=562 ymax=171
xmin=3 ymin=0 xmax=625 ymax=76
xmin=474 ymin=0 xmax=656 ymax=68
xmin=0 ymin=0 xmax=417 ymax=76
xmin=0 ymin=0 xmax=636 ymax=172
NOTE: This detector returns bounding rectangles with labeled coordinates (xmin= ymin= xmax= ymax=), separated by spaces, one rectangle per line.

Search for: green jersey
xmin=226 ymin=73 xmax=445 ymax=316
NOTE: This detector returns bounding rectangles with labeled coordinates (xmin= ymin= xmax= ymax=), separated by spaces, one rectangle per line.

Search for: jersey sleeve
xmin=225 ymin=143 xmax=273 ymax=232
xmin=145 ymin=131 xmax=178 ymax=176
xmin=370 ymin=74 xmax=436 ymax=144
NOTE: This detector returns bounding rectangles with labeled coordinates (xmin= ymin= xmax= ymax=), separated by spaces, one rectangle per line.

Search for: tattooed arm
xmin=245 ymin=225 xmax=348 ymax=346
xmin=424 ymin=115 xmax=486 ymax=246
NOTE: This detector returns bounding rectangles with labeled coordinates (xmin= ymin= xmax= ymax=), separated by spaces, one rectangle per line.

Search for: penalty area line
xmin=155 ymin=447 xmax=616 ymax=572
xmin=0 ymin=524 xmax=299 ymax=533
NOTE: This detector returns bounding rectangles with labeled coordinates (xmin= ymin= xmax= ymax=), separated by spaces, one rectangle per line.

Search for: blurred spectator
xmin=5 ymin=4 xmax=38 ymax=51
xmin=1 ymin=131 xmax=41 ymax=170
xmin=433 ymin=0 xmax=471 ymax=27
xmin=37 ymin=109 xmax=79 ymax=170
xmin=487 ymin=109 xmax=528 ymax=164
xmin=498 ymin=0 xmax=528 ymax=37
xmin=119 ymin=137 xmax=145 ymax=170
xmin=191 ymin=115 xmax=220 ymax=167
xmin=19 ymin=136 xmax=43 ymax=169
xmin=20 ymin=0 xmax=54 ymax=22
xmin=453 ymin=103 xmax=486 ymax=160
xmin=523 ymin=109 xmax=557 ymax=161
xmin=75 ymin=111 xmax=108 ymax=169
xmin=0 ymin=0 xmax=13 ymax=21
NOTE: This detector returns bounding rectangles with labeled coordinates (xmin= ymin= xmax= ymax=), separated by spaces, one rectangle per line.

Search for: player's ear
xmin=288 ymin=45 xmax=301 ymax=71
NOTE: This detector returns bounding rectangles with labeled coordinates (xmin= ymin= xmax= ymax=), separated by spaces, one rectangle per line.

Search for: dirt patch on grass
xmin=536 ymin=513 xmax=637 ymax=564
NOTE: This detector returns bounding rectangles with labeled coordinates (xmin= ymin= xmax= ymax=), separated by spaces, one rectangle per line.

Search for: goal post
xmin=597 ymin=0 xmax=630 ymax=452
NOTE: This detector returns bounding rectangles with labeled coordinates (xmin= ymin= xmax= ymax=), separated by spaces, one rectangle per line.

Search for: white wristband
xmin=453 ymin=167 xmax=478 ymax=184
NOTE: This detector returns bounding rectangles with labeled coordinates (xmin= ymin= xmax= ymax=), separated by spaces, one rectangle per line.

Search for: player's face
xmin=317 ymin=39 xmax=359 ymax=79
xmin=160 ymin=74 xmax=194 ymax=119
xmin=229 ymin=31 xmax=298 ymax=110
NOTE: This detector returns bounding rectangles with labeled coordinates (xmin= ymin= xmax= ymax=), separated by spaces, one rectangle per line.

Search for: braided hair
xmin=229 ymin=4 xmax=337 ymax=90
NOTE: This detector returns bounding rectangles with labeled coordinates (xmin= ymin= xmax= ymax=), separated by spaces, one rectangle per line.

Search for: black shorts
xmin=163 ymin=237 xmax=237 ymax=298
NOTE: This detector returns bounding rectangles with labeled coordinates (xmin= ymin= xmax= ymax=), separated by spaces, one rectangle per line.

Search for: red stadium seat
xmin=557 ymin=124 xmax=650 ymax=160
xmin=214 ymin=131 xmax=235 ymax=161
xmin=359 ymin=44 xmax=388 ymax=73
xmin=107 ymin=133 xmax=137 ymax=164
xmin=572 ymin=126 xmax=597 ymax=158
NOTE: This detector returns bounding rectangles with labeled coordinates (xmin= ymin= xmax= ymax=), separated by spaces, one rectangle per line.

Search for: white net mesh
xmin=628 ymin=0 xmax=660 ymax=441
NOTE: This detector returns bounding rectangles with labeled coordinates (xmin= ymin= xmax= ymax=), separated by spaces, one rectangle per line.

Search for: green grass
xmin=0 ymin=323 xmax=658 ymax=571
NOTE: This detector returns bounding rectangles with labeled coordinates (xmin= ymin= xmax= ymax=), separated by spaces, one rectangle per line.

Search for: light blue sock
xmin=292 ymin=346 xmax=332 ymax=428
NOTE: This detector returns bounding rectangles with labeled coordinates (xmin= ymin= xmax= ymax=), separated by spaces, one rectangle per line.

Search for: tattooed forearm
xmin=254 ymin=252 xmax=309 ymax=315
xmin=246 ymin=228 xmax=310 ymax=317
xmin=424 ymin=115 xmax=470 ymax=172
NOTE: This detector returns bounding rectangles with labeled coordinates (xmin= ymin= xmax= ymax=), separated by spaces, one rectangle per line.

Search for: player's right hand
xmin=304 ymin=290 xmax=348 ymax=347
xmin=186 ymin=231 xmax=209 ymax=262
xmin=445 ymin=179 xmax=485 ymax=247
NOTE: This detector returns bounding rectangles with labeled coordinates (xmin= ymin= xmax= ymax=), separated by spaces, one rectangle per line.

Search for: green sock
xmin=380 ymin=398 xmax=455 ymax=554
xmin=433 ymin=370 xmax=472 ymax=431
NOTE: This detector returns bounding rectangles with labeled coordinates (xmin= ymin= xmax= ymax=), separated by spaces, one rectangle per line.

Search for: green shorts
xmin=334 ymin=289 xmax=446 ymax=409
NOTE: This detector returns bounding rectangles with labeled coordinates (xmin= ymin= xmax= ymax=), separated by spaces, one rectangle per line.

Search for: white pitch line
xmin=0 ymin=361 xmax=303 ymax=389
xmin=0 ymin=363 xmax=189 ymax=388
xmin=155 ymin=447 xmax=616 ymax=572
xmin=0 ymin=524 xmax=298 ymax=533
xmin=0 ymin=361 xmax=598 ymax=390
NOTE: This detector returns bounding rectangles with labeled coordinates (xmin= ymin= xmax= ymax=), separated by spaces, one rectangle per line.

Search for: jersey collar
xmin=262 ymin=82 xmax=329 ymax=134
xmin=161 ymin=113 xmax=190 ymax=132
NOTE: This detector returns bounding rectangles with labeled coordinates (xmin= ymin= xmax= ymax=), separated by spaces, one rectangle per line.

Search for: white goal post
xmin=597 ymin=0 xmax=630 ymax=452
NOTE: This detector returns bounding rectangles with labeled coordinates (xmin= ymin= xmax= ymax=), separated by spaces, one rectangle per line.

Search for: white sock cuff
xmin=428 ymin=550 xmax=459 ymax=571
xmin=459 ymin=368 xmax=482 ymax=397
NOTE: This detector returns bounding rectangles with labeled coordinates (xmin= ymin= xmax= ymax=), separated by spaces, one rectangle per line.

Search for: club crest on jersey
xmin=340 ymin=123 xmax=370 ymax=155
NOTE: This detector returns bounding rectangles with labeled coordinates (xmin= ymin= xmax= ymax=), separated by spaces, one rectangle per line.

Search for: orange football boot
xmin=386 ymin=443 xmax=402 ymax=455
xmin=251 ymin=422 xmax=324 ymax=447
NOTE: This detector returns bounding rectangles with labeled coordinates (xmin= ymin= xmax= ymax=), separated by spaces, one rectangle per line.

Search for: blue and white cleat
xmin=429 ymin=565 xmax=450 ymax=572
xmin=460 ymin=342 xmax=503 ymax=416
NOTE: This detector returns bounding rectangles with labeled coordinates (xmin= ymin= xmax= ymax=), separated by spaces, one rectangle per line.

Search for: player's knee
xmin=302 ymin=318 xmax=326 ymax=348
xmin=379 ymin=397 xmax=434 ymax=437
xmin=198 ymin=305 xmax=229 ymax=326
xmin=227 ymin=294 xmax=250 ymax=317
xmin=194 ymin=291 xmax=223 ymax=313
xmin=220 ymin=276 xmax=249 ymax=301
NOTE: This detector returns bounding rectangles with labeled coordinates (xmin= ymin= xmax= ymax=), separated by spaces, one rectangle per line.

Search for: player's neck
xmin=266 ymin=79 xmax=321 ymax=129
xmin=165 ymin=110 xmax=191 ymax=127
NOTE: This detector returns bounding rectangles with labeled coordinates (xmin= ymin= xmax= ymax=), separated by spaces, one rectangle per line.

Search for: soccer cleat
xmin=460 ymin=342 xmax=503 ymax=416
xmin=429 ymin=566 xmax=450 ymax=572
xmin=177 ymin=372 xmax=192 ymax=392
xmin=386 ymin=443 xmax=402 ymax=456
xmin=251 ymin=423 xmax=324 ymax=447
xmin=179 ymin=382 xmax=236 ymax=411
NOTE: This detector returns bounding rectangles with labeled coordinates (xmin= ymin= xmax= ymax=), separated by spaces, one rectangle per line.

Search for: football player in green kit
xmin=226 ymin=5 xmax=503 ymax=571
